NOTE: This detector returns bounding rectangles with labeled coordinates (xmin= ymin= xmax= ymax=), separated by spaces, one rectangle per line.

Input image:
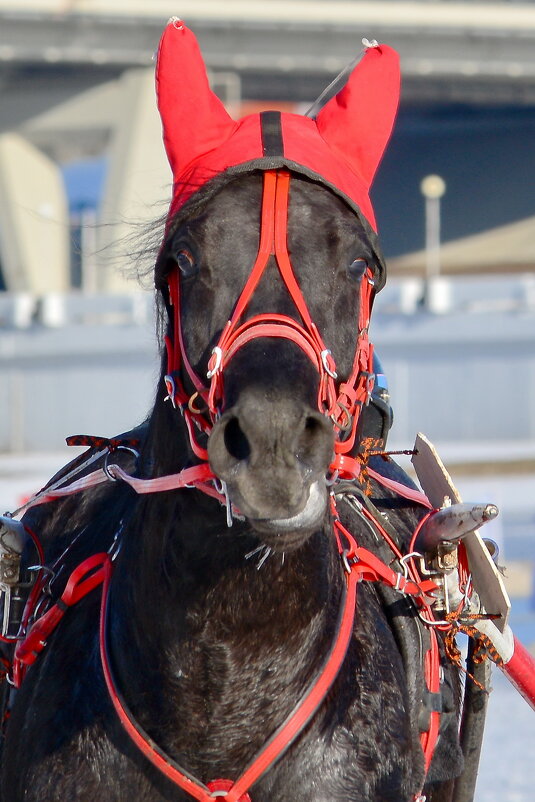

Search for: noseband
xmin=164 ymin=169 xmax=376 ymax=477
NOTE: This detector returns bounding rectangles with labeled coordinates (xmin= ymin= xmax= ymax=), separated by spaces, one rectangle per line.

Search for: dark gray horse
xmin=0 ymin=20 xmax=465 ymax=802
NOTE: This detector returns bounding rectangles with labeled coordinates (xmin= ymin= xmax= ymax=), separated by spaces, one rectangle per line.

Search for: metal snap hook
xmin=103 ymin=452 xmax=118 ymax=482
xmin=207 ymin=346 xmax=223 ymax=379
xmin=399 ymin=551 xmax=423 ymax=578
xmin=164 ymin=374 xmax=177 ymax=408
xmin=320 ymin=349 xmax=338 ymax=379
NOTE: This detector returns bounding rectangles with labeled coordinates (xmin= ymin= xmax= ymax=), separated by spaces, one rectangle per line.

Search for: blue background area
xmin=62 ymin=157 xmax=107 ymax=212
xmin=372 ymin=105 xmax=535 ymax=256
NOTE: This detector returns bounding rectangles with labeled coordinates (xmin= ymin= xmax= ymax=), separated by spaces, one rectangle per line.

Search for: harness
xmin=2 ymin=168 xmax=448 ymax=801
xmin=5 ymin=467 xmax=441 ymax=802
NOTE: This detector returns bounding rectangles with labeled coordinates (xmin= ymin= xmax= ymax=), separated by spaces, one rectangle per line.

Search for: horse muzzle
xmin=207 ymin=387 xmax=334 ymax=542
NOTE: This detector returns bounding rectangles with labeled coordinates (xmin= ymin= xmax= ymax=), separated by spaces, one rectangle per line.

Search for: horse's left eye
xmin=175 ymin=248 xmax=198 ymax=279
xmin=347 ymin=258 xmax=368 ymax=281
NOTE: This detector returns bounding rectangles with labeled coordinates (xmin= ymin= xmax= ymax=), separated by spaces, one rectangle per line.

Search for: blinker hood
xmin=156 ymin=18 xmax=401 ymax=292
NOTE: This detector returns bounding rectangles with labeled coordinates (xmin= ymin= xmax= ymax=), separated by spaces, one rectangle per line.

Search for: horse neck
xmin=114 ymin=482 xmax=342 ymax=672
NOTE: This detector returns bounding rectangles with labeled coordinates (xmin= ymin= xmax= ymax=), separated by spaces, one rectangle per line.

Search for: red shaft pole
xmin=500 ymin=636 xmax=535 ymax=712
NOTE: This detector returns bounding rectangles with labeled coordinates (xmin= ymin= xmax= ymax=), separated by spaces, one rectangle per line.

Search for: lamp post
xmin=420 ymin=174 xmax=446 ymax=310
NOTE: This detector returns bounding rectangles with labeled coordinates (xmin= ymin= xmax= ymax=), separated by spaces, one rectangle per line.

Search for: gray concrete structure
xmin=2 ymin=1 xmax=535 ymax=291
xmin=0 ymin=132 xmax=69 ymax=292
xmin=2 ymin=1 xmax=535 ymax=108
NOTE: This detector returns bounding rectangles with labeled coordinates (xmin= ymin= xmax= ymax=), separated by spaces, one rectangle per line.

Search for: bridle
xmin=163 ymin=169 xmax=376 ymax=479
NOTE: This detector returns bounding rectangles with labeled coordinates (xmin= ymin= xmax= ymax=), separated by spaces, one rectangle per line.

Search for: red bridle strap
xmin=96 ymin=518 xmax=438 ymax=802
xmin=164 ymin=169 xmax=376 ymax=463
xmin=207 ymin=170 xmax=338 ymax=416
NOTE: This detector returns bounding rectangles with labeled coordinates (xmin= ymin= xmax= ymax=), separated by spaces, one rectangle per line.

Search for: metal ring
xmin=103 ymin=452 xmax=118 ymax=482
xmin=331 ymin=402 xmax=353 ymax=432
xmin=103 ymin=445 xmax=139 ymax=482
xmin=188 ymin=391 xmax=207 ymax=415
xmin=115 ymin=445 xmax=140 ymax=460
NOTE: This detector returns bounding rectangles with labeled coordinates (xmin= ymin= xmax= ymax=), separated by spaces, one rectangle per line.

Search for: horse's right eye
xmin=347 ymin=258 xmax=368 ymax=282
xmin=174 ymin=248 xmax=198 ymax=279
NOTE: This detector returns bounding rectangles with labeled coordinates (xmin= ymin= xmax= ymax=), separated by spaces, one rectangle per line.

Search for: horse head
xmin=154 ymin=19 xmax=400 ymax=548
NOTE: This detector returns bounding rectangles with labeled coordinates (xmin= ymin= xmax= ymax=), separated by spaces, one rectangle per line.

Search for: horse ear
xmin=315 ymin=43 xmax=400 ymax=188
xmin=155 ymin=19 xmax=237 ymax=178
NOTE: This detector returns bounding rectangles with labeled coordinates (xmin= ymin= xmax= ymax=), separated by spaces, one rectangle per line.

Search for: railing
xmin=2 ymin=275 xmax=535 ymax=330
xmin=0 ymin=291 xmax=154 ymax=329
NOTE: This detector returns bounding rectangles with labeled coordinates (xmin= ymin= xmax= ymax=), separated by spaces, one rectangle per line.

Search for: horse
xmin=0 ymin=21 xmax=466 ymax=802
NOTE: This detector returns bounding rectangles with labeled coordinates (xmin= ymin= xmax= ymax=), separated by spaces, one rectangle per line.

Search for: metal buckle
xmin=341 ymin=548 xmax=358 ymax=575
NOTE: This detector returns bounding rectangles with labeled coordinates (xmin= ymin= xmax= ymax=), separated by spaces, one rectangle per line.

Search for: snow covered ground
xmin=1 ymin=451 xmax=534 ymax=799
xmin=478 ymin=649 xmax=535 ymax=802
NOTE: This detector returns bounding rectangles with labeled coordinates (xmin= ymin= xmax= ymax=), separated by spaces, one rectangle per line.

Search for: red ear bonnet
xmin=156 ymin=19 xmax=400 ymax=232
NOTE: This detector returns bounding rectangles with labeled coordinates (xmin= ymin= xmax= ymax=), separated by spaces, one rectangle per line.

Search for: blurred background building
xmin=0 ymin=0 xmax=534 ymax=569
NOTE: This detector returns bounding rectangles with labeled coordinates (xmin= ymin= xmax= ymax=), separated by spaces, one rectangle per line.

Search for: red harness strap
xmin=98 ymin=544 xmax=362 ymax=802
xmin=334 ymin=510 xmax=442 ymax=780
xmin=13 ymin=553 xmax=109 ymax=688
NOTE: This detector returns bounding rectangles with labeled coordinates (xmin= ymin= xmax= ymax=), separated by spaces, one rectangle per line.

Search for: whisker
xmin=256 ymin=546 xmax=272 ymax=571
xmin=245 ymin=545 xmax=265 ymax=560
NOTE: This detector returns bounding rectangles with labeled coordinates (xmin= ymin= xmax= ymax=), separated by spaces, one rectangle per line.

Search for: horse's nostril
xmin=297 ymin=415 xmax=333 ymax=466
xmin=304 ymin=416 xmax=322 ymax=439
xmin=224 ymin=417 xmax=251 ymax=462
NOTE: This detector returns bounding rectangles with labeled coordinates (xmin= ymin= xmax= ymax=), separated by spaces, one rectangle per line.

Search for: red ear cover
xmin=155 ymin=18 xmax=237 ymax=179
xmin=315 ymin=44 xmax=400 ymax=188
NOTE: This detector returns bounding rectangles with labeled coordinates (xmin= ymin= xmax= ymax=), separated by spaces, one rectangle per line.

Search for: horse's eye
xmin=175 ymin=248 xmax=197 ymax=279
xmin=347 ymin=258 xmax=368 ymax=282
